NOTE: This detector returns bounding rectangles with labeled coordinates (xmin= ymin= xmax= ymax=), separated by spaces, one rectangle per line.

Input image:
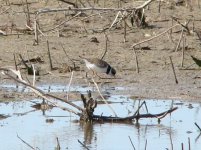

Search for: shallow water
xmin=0 ymin=84 xmax=201 ymax=150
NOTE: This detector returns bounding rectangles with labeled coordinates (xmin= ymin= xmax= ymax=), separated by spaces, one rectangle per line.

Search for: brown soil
xmin=1 ymin=0 xmax=201 ymax=102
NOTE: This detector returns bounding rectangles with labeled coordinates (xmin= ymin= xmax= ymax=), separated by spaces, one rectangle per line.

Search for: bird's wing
xmin=89 ymin=58 xmax=108 ymax=68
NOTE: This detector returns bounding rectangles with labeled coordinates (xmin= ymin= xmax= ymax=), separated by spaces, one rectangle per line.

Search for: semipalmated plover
xmin=79 ymin=56 xmax=116 ymax=77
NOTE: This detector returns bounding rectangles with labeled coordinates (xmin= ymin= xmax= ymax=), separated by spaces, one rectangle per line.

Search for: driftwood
xmin=80 ymin=91 xmax=97 ymax=122
xmin=0 ymin=67 xmax=178 ymax=123
xmin=92 ymin=107 xmax=177 ymax=123
xmin=80 ymin=91 xmax=177 ymax=123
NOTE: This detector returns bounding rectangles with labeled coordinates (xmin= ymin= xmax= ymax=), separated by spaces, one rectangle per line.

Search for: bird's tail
xmin=191 ymin=55 xmax=201 ymax=67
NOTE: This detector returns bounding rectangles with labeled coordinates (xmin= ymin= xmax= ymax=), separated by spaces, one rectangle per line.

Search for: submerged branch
xmin=92 ymin=107 xmax=178 ymax=122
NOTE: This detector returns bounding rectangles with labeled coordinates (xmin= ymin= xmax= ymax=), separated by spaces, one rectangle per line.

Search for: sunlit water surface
xmin=0 ymin=84 xmax=201 ymax=150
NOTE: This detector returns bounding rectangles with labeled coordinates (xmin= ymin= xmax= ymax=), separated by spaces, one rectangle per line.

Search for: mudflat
xmin=0 ymin=0 xmax=201 ymax=101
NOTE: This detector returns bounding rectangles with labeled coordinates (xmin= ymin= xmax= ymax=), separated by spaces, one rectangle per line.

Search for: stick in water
xmin=169 ymin=56 xmax=178 ymax=84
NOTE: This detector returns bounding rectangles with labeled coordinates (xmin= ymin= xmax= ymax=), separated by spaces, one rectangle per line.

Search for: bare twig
xmin=181 ymin=34 xmax=186 ymax=67
xmin=19 ymin=54 xmax=29 ymax=69
xmin=58 ymin=0 xmax=78 ymax=8
xmin=91 ymin=77 xmax=117 ymax=117
xmin=17 ymin=134 xmax=39 ymax=150
xmin=31 ymin=64 xmax=36 ymax=86
xmin=25 ymin=0 xmax=31 ymax=26
xmin=158 ymin=0 xmax=161 ymax=13
xmin=60 ymin=44 xmax=76 ymax=69
xmin=128 ymin=136 xmax=136 ymax=150
xmin=36 ymin=0 xmax=154 ymax=14
xmin=181 ymin=143 xmax=184 ymax=150
xmin=158 ymin=102 xmax=173 ymax=121
xmin=77 ymin=0 xmax=86 ymax=7
xmin=34 ymin=18 xmax=38 ymax=45
xmin=101 ymin=33 xmax=109 ymax=60
xmin=78 ymin=139 xmax=90 ymax=150
xmin=0 ymin=68 xmax=83 ymax=115
xmin=188 ymin=137 xmax=191 ymax=150
xmin=43 ymin=12 xmax=82 ymax=32
xmin=66 ymin=71 xmax=74 ymax=101
xmin=195 ymin=122 xmax=201 ymax=132
xmin=124 ymin=17 xmax=127 ymax=42
xmin=145 ymin=139 xmax=147 ymax=150
xmin=171 ymin=17 xmax=190 ymax=34
xmin=14 ymin=54 xmax=18 ymax=71
xmin=0 ymin=7 xmax=11 ymax=15
xmin=47 ymin=40 xmax=53 ymax=70
xmin=92 ymin=107 xmax=178 ymax=122
xmin=132 ymin=24 xmax=179 ymax=48
xmin=109 ymin=11 xmax=121 ymax=29
xmin=133 ymin=48 xmax=139 ymax=73
xmin=169 ymin=56 xmax=178 ymax=84
xmin=175 ymin=27 xmax=184 ymax=52
xmin=56 ymin=137 xmax=61 ymax=150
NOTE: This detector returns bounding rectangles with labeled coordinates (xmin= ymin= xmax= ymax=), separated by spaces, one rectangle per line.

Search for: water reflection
xmin=0 ymin=95 xmax=201 ymax=149
xmin=81 ymin=122 xmax=95 ymax=148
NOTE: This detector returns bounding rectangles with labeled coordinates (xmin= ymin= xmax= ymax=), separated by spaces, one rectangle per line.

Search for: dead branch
xmin=0 ymin=67 xmax=83 ymax=115
xmin=17 ymin=134 xmax=39 ymax=150
xmin=132 ymin=24 xmax=179 ymax=48
xmin=80 ymin=91 xmax=97 ymax=122
xmin=47 ymin=40 xmax=53 ymax=70
xmin=60 ymin=43 xmax=78 ymax=70
xmin=181 ymin=34 xmax=186 ymax=67
xmin=79 ymin=92 xmax=177 ymax=123
xmin=171 ymin=16 xmax=190 ymax=35
xmin=101 ymin=33 xmax=109 ymax=60
xmin=78 ymin=139 xmax=90 ymax=150
xmin=36 ymin=0 xmax=154 ymax=14
xmin=132 ymin=8 xmax=148 ymax=28
xmin=56 ymin=137 xmax=61 ymax=150
xmin=128 ymin=136 xmax=136 ymax=150
xmin=133 ymin=48 xmax=139 ymax=73
xmin=175 ymin=27 xmax=184 ymax=52
xmin=58 ymin=0 xmax=78 ymax=8
xmin=169 ymin=56 xmax=178 ymax=84
xmin=91 ymin=77 xmax=117 ymax=117
xmin=0 ymin=114 xmax=9 ymax=120
xmin=43 ymin=11 xmax=82 ymax=33
xmin=66 ymin=71 xmax=74 ymax=101
xmin=92 ymin=107 xmax=178 ymax=122
xmin=195 ymin=122 xmax=201 ymax=132
xmin=19 ymin=54 xmax=40 ymax=75
xmin=33 ymin=17 xmax=38 ymax=45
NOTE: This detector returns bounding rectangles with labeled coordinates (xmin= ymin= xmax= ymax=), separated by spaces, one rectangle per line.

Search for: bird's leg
xmin=85 ymin=71 xmax=88 ymax=78
xmin=89 ymin=69 xmax=102 ymax=79
xmin=84 ymin=71 xmax=91 ymax=87
xmin=95 ymin=73 xmax=103 ymax=79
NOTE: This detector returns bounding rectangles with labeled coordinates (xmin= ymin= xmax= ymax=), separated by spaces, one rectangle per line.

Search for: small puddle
xmin=0 ymin=84 xmax=124 ymax=94
xmin=0 ymin=85 xmax=201 ymax=150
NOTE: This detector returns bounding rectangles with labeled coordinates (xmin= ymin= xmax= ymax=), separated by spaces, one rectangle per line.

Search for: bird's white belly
xmin=87 ymin=63 xmax=107 ymax=73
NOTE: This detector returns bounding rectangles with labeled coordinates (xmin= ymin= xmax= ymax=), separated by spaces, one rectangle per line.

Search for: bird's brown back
xmin=86 ymin=58 xmax=109 ymax=68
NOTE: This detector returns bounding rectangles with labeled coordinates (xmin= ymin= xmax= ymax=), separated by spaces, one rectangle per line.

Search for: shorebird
xmin=79 ymin=56 xmax=116 ymax=78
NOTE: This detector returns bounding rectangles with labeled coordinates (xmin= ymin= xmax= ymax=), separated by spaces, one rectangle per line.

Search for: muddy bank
xmin=0 ymin=0 xmax=201 ymax=101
